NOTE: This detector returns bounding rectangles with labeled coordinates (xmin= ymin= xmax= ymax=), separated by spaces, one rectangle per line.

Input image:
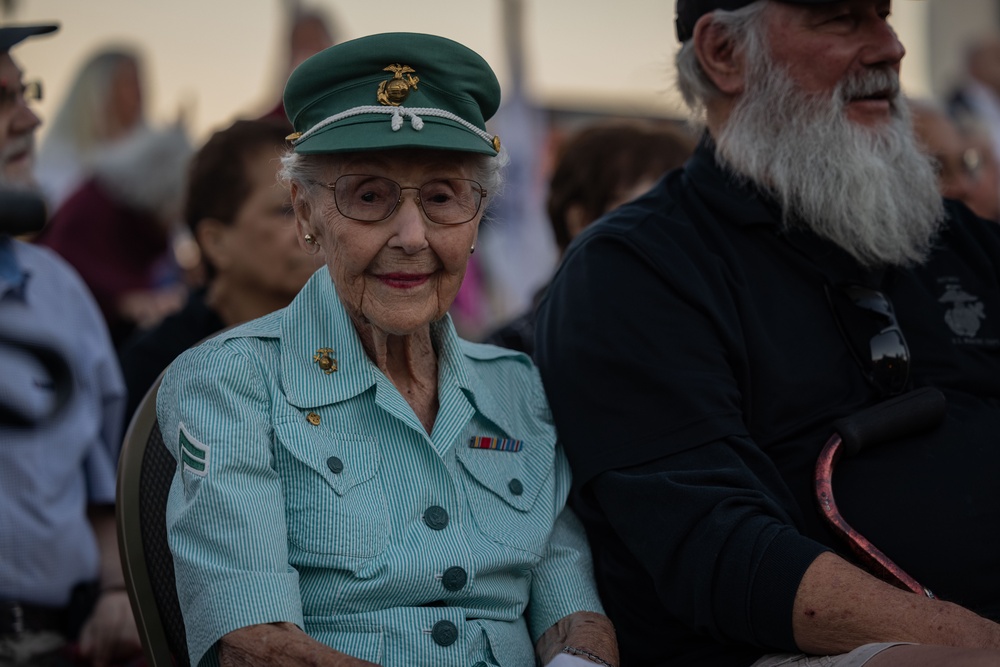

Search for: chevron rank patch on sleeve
xmin=179 ymin=423 xmax=210 ymax=477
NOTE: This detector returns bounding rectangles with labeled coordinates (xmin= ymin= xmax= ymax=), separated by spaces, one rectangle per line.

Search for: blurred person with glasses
xmin=156 ymin=32 xmax=618 ymax=667
xmin=910 ymin=98 xmax=998 ymax=221
xmin=0 ymin=22 xmax=140 ymax=667
xmin=536 ymin=1 xmax=1000 ymax=666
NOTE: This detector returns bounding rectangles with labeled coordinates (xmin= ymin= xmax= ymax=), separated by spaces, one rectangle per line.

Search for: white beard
xmin=714 ymin=55 xmax=945 ymax=268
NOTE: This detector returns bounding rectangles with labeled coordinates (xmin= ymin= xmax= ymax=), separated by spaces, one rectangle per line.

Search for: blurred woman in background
xmin=35 ymin=47 xmax=145 ymax=211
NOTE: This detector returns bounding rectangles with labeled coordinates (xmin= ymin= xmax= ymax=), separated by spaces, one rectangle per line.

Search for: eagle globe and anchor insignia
xmin=377 ymin=64 xmax=420 ymax=106
xmin=939 ymin=283 xmax=986 ymax=338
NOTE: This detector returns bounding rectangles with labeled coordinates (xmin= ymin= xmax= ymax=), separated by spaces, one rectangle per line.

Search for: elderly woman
xmin=157 ymin=32 xmax=618 ymax=667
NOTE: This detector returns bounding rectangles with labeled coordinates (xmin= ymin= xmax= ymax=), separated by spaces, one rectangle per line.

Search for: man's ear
xmin=692 ymin=13 xmax=748 ymax=96
xmin=195 ymin=218 xmax=231 ymax=270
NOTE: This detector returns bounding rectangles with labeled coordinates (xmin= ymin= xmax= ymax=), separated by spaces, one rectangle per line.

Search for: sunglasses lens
xmin=869 ymin=329 xmax=910 ymax=394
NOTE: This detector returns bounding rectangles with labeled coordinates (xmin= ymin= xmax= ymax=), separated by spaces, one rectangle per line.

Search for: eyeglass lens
xmin=0 ymin=81 xmax=42 ymax=108
xmin=334 ymin=174 xmax=483 ymax=224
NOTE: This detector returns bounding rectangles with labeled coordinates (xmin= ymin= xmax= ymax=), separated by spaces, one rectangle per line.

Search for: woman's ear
xmin=692 ymin=13 xmax=748 ymax=97
xmin=564 ymin=203 xmax=592 ymax=243
xmin=195 ymin=218 xmax=230 ymax=270
xmin=290 ymin=181 xmax=316 ymax=249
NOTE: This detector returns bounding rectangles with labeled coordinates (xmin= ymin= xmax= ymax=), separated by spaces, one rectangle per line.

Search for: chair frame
xmin=116 ymin=374 xmax=175 ymax=666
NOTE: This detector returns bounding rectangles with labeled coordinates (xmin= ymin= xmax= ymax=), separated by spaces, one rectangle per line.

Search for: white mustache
xmin=0 ymin=136 xmax=34 ymax=163
xmin=839 ymin=68 xmax=901 ymax=102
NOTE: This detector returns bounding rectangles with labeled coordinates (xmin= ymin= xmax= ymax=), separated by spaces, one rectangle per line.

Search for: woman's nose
xmin=388 ymin=193 xmax=430 ymax=253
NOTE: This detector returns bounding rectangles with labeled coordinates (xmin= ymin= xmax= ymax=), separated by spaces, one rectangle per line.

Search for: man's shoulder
xmin=161 ymin=314 xmax=284 ymax=395
xmin=13 ymin=239 xmax=95 ymax=299
xmin=560 ymin=169 xmax=744 ymax=283
xmin=13 ymin=237 xmax=75 ymax=273
xmin=939 ymin=199 xmax=1000 ymax=252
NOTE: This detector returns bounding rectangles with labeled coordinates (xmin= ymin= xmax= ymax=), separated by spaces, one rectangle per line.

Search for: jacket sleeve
xmin=526 ymin=443 xmax=606 ymax=642
xmin=157 ymin=338 xmax=303 ymax=667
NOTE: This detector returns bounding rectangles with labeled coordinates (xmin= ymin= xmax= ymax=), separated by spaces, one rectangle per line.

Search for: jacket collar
xmin=279 ymin=269 xmax=379 ymax=409
xmin=278 ymin=269 xmax=519 ymax=437
xmin=684 ymin=133 xmax=782 ymax=228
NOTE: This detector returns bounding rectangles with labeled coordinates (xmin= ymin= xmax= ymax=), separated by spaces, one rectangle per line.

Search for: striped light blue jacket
xmin=157 ymin=269 xmax=604 ymax=666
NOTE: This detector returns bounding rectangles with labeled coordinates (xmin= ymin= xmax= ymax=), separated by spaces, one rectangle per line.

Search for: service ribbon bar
xmin=469 ymin=436 xmax=522 ymax=452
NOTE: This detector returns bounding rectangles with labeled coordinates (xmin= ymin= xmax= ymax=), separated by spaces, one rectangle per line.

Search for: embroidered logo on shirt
xmin=179 ymin=423 xmax=210 ymax=477
xmin=468 ymin=436 xmax=522 ymax=452
xmin=939 ymin=282 xmax=986 ymax=338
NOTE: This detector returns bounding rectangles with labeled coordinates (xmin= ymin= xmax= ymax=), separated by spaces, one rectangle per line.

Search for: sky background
xmin=7 ymin=0 xmax=934 ymax=143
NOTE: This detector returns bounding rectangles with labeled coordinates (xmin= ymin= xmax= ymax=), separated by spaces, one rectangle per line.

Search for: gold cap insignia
xmin=377 ymin=64 xmax=420 ymax=107
xmin=286 ymin=131 xmax=302 ymax=141
xmin=492 ymin=135 xmax=501 ymax=153
xmin=312 ymin=347 xmax=338 ymax=374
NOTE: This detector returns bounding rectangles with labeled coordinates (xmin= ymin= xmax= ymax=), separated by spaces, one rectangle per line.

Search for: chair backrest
xmin=116 ymin=374 xmax=190 ymax=667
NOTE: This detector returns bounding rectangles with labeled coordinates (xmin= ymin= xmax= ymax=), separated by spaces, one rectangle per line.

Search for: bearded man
xmin=535 ymin=1 xmax=1000 ymax=666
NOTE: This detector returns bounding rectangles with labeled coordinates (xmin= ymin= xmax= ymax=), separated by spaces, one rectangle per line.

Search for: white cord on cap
xmin=291 ymin=104 xmax=494 ymax=148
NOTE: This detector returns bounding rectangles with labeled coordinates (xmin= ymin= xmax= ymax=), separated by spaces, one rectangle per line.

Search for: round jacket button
xmin=473 ymin=663 xmax=489 ymax=667
xmin=441 ymin=566 xmax=467 ymax=591
xmin=423 ymin=505 xmax=449 ymax=530
xmin=326 ymin=456 xmax=344 ymax=474
xmin=431 ymin=619 xmax=458 ymax=646
xmin=508 ymin=478 xmax=524 ymax=496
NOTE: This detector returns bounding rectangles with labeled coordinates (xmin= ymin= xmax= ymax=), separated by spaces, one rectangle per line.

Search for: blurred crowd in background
xmin=7 ymin=2 xmax=1000 ymax=348
xmin=6 ymin=2 xmax=1000 ymax=664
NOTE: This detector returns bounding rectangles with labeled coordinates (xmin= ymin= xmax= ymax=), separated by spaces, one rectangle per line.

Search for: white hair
xmin=675 ymin=1 xmax=770 ymax=123
xmin=40 ymin=48 xmax=144 ymax=153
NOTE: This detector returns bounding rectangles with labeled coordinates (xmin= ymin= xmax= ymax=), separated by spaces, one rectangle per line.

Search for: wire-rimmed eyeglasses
xmin=0 ymin=80 xmax=42 ymax=111
xmin=309 ymin=174 xmax=486 ymax=225
xmin=826 ymin=283 xmax=911 ymax=397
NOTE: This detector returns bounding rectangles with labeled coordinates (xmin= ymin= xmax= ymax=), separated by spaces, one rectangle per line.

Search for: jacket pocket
xmin=456 ymin=434 xmax=557 ymax=557
xmin=274 ymin=419 xmax=388 ymax=557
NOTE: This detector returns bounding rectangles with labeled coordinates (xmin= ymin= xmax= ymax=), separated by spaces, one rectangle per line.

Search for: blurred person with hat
xmin=157 ymin=32 xmax=618 ymax=667
xmin=0 ymin=21 xmax=141 ymax=667
xmin=535 ymin=0 xmax=1000 ymax=666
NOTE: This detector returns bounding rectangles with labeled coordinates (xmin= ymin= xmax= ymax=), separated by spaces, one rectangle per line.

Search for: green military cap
xmin=283 ymin=32 xmax=502 ymax=156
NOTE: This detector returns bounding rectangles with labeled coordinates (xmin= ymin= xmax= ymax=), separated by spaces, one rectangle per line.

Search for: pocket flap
xmin=456 ymin=436 xmax=554 ymax=511
xmin=274 ymin=419 xmax=379 ymax=496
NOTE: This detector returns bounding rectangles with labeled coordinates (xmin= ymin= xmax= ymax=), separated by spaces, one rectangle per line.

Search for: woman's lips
xmin=377 ymin=272 xmax=431 ymax=289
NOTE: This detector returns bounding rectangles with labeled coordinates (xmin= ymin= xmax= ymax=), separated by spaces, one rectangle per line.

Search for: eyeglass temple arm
xmin=814 ymin=387 xmax=947 ymax=598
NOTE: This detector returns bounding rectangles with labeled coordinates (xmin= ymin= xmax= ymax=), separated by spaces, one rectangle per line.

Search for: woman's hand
xmin=219 ymin=622 xmax=380 ymax=667
xmin=535 ymin=610 xmax=619 ymax=667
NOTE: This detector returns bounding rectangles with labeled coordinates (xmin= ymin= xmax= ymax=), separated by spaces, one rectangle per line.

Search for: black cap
xmin=0 ymin=23 xmax=59 ymax=54
xmin=675 ymin=0 xmax=835 ymax=42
